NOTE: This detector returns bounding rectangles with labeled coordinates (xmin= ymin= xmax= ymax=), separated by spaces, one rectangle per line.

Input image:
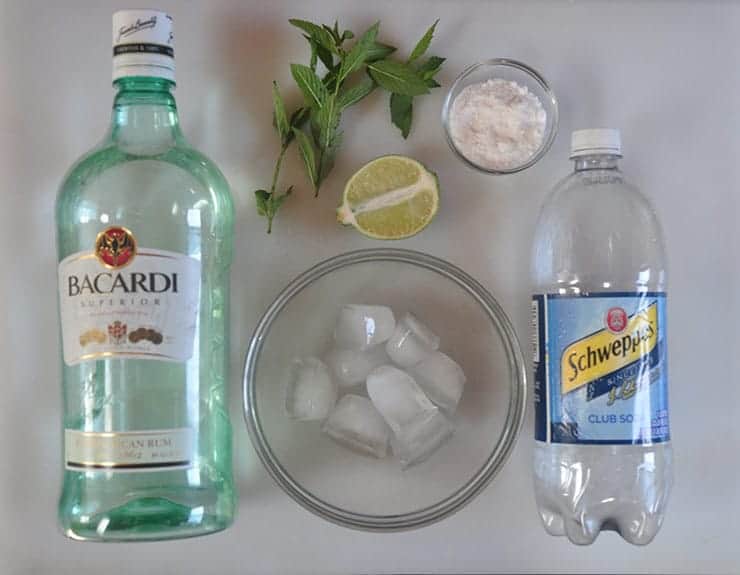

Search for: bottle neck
xmin=573 ymin=154 xmax=620 ymax=172
xmin=110 ymin=76 xmax=181 ymax=152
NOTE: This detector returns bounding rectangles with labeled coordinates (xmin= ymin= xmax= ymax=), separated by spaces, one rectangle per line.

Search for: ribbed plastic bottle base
xmin=538 ymin=505 xmax=664 ymax=545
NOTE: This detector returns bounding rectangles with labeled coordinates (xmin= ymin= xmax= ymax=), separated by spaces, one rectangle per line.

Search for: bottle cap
xmin=112 ymin=10 xmax=174 ymax=83
xmin=570 ymin=129 xmax=622 ymax=158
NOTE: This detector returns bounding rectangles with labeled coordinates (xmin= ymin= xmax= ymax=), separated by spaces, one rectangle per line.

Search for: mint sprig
xmin=388 ymin=20 xmax=444 ymax=139
xmin=256 ymin=82 xmax=306 ymax=233
xmin=254 ymin=18 xmax=444 ymax=233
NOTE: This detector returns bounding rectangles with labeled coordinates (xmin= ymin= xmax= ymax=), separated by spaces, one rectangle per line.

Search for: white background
xmin=1 ymin=1 xmax=738 ymax=573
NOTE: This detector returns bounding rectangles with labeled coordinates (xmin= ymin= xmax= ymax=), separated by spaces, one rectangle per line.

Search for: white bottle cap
xmin=112 ymin=10 xmax=175 ymax=83
xmin=570 ymin=129 xmax=622 ymax=158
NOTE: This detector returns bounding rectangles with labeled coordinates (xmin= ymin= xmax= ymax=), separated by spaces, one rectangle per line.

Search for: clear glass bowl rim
xmin=441 ymin=58 xmax=560 ymax=175
xmin=242 ymin=248 xmax=528 ymax=531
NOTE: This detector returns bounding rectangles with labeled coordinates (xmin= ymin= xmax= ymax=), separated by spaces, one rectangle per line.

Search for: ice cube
xmin=366 ymin=365 xmax=436 ymax=433
xmin=410 ymin=352 xmax=467 ymax=413
xmin=391 ymin=410 xmax=455 ymax=468
xmin=324 ymin=345 xmax=390 ymax=388
xmin=285 ymin=357 xmax=337 ymax=421
xmin=334 ymin=305 xmax=396 ymax=351
xmin=385 ymin=312 xmax=440 ymax=367
xmin=322 ymin=395 xmax=390 ymax=458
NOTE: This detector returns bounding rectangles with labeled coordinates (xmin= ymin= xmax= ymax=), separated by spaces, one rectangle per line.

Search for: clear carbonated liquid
xmin=531 ymin=155 xmax=672 ymax=545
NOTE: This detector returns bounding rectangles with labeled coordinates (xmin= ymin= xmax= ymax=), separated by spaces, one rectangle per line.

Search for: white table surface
xmin=2 ymin=1 xmax=738 ymax=573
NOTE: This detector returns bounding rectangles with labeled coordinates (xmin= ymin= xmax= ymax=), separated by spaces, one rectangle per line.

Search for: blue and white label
xmin=533 ymin=292 xmax=670 ymax=445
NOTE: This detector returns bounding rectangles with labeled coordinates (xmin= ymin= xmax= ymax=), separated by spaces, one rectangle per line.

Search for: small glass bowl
xmin=442 ymin=58 xmax=559 ymax=174
xmin=243 ymin=249 xmax=527 ymax=531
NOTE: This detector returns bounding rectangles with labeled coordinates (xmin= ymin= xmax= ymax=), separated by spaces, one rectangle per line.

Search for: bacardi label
xmin=58 ymin=226 xmax=200 ymax=365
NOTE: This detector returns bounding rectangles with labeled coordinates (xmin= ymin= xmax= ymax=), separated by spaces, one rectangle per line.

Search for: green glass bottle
xmin=55 ymin=10 xmax=235 ymax=541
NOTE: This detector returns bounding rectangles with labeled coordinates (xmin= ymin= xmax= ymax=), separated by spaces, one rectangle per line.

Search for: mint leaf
xmin=316 ymin=43 xmax=335 ymax=70
xmin=417 ymin=55 xmax=445 ymax=80
xmin=337 ymin=76 xmax=376 ymax=109
xmin=337 ymin=22 xmax=379 ymax=84
xmin=255 ymin=187 xmax=293 ymax=233
xmin=293 ymin=128 xmax=318 ymax=187
xmin=290 ymin=63 xmax=328 ymax=109
xmin=290 ymin=107 xmax=309 ymax=129
xmin=275 ymin=185 xmax=294 ymax=210
xmin=367 ymin=60 xmax=430 ymax=96
xmin=305 ymin=36 xmax=318 ymax=70
xmin=312 ymin=93 xmax=342 ymax=194
xmin=254 ymin=189 xmax=270 ymax=217
xmin=366 ymin=42 xmax=396 ymax=63
xmin=289 ymin=19 xmax=338 ymax=54
xmin=384 ymin=26 xmax=444 ymax=140
xmin=276 ymin=107 xmax=309 ymax=147
xmin=271 ymin=82 xmax=290 ymax=144
xmin=322 ymin=68 xmax=338 ymax=93
xmin=390 ymin=93 xmax=413 ymax=139
xmin=324 ymin=22 xmax=341 ymax=45
xmin=303 ymin=35 xmax=335 ymax=71
xmin=408 ymin=19 xmax=438 ymax=63
xmin=315 ymin=93 xmax=340 ymax=149
xmin=319 ymin=131 xmax=342 ymax=185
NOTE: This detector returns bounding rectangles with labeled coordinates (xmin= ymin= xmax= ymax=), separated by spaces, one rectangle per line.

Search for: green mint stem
xmin=271 ymin=143 xmax=289 ymax=196
xmin=267 ymin=143 xmax=290 ymax=233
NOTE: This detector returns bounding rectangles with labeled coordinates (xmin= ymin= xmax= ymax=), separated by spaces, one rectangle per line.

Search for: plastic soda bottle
xmin=531 ymin=129 xmax=672 ymax=545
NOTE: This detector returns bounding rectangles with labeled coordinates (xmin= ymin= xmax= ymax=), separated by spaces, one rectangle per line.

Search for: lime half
xmin=337 ymin=155 xmax=439 ymax=240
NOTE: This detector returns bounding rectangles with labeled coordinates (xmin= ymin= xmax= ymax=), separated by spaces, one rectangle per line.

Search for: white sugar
xmin=449 ymin=78 xmax=546 ymax=171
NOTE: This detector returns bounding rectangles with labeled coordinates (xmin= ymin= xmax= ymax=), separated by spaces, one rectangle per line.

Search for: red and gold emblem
xmin=95 ymin=226 xmax=137 ymax=268
xmin=107 ymin=321 xmax=128 ymax=344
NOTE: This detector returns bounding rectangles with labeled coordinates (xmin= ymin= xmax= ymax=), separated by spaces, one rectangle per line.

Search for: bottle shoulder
xmin=55 ymin=139 xmax=234 ymax=258
xmin=536 ymin=170 xmax=663 ymax=236
xmin=57 ymin=139 xmax=233 ymax=217
xmin=59 ymin=137 xmax=229 ymax=189
xmin=531 ymin=169 xmax=667 ymax=291
xmin=166 ymin=144 xmax=233 ymax=201
xmin=544 ymin=170 xmax=651 ymax=207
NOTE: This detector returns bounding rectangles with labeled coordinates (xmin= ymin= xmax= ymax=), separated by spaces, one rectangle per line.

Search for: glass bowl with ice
xmin=243 ymin=249 xmax=526 ymax=531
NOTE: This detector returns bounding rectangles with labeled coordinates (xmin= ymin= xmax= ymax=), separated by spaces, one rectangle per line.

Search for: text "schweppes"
xmin=561 ymin=302 xmax=659 ymax=394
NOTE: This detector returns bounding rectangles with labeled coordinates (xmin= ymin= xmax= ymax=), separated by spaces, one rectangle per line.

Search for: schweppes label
xmin=532 ymin=292 xmax=670 ymax=445
xmin=561 ymin=302 xmax=658 ymax=396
